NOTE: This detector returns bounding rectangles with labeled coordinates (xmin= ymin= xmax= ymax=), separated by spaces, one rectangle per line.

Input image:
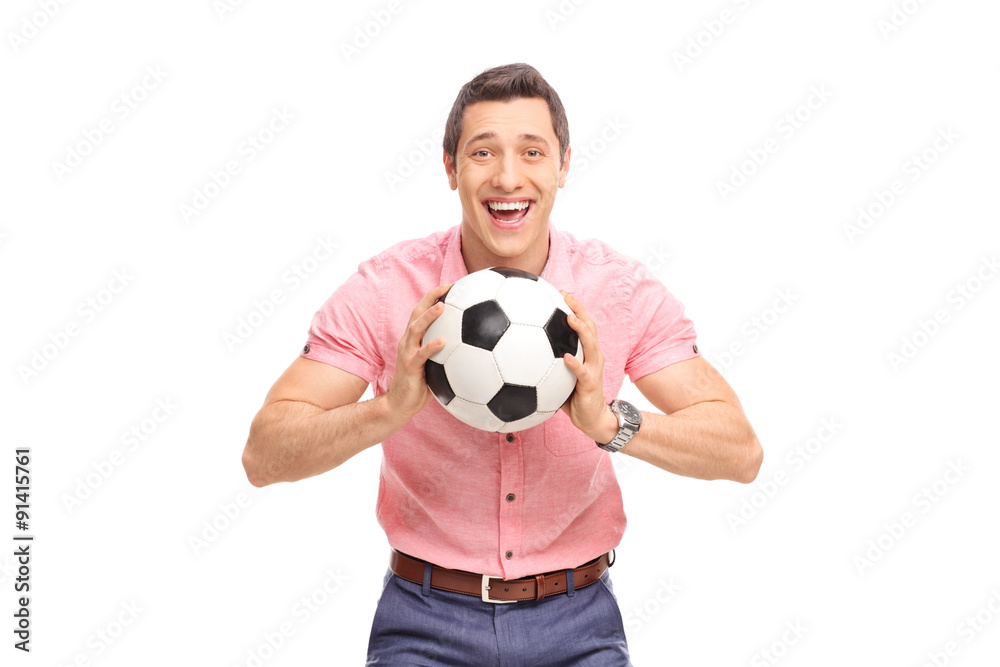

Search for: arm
xmin=242 ymin=359 xmax=390 ymax=487
xmin=241 ymin=283 xmax=451 ymax=487
xmin=627 ymin=356 xmax=762 ymax=483
xmin=559 ymin=292 xmax=762 ymax=484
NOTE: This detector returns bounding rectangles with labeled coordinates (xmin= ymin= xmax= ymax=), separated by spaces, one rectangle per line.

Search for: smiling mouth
xmin=484 ymin=199 xmax=532 ymax=225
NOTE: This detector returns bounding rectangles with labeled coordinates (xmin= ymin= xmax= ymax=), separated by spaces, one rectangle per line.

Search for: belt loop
xmin=534 ymin=574 xmax=546 ymax=601
xmin=565 ymin=569 xmax=575 ymax=597
xmin=421 ymin=562 xmax=432 ymax=597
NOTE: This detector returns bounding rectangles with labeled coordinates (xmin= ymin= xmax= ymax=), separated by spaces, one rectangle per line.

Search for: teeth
xmin=488 ymin=200 xmax=530 ymax=211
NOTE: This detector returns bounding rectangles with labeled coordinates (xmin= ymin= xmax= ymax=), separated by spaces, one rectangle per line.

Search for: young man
xmin=242 ymin=63 xmax=762 ymax=665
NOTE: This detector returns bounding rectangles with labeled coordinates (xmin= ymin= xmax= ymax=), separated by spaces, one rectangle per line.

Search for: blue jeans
xmin=365 ymin=567 xmax=632 ymax=666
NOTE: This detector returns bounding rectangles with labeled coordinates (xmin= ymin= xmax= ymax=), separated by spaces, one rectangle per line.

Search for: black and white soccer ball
xmin=421 ymin=267 xmax=583 ymax=432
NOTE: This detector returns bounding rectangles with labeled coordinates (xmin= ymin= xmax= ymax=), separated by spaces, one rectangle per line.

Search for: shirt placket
xmin=497 ymin=430 xmax=524 ymax=578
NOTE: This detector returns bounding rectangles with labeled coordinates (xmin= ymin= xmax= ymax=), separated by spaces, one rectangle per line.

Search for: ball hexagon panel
xmin=443 ymin=344 xmax=504 ymax=404
xmin=500 ymin=409 xmax=558 ymax=433
xmin=445 ymin=269 xmax=507 ymax=310
xmin=425 ymin=303 xmax=464 ymax=364
xmin=489 ymin=266 xmax=538 ymax=281
xmin=492 ymin=324 xmax=557 ymax=387
xmin=494 ymin=277 xmax=559 ymax=326
xmin=535 ymin=358 xmax=578 ymax=412
xmin=536 ymin=279 xmax=572 ymax=316
xmin=448 ymin=397 xmax=505 ymax=432
xmin=424 ymin=360 xmax=455 ymax=406
xmin=544 ymin=309 xmax=580 ymax=359
xmin=461 ymin=300 xmax=510 ymax=351
xmin=488 ymin=384 xmax=537 ymax=423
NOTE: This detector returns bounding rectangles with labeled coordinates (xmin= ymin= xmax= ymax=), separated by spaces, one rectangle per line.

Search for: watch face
xmin=615 ymin=401 xmax=641 ymax=423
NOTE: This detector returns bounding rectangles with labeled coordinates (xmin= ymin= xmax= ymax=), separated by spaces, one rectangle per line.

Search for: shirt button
xmin=506 ymin=493 xmax=515 ymax=502
xmin=505 ymin=550 xmax=513 ymax=559
xmin=506 ymin=434 xmax=514 ymax=443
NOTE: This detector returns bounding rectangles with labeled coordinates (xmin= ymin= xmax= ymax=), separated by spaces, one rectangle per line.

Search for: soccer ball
xmin=421 ymin=267 xmax=583 ymax=432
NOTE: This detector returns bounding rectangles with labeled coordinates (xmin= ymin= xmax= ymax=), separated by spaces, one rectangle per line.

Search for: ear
xmin=557 ymin=145 xmax=572 ymax=188
xmin=444 ymin=151 xmax=458 ymax=191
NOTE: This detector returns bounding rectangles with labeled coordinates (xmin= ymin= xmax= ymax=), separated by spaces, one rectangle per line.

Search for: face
xmin=444 ymin=97 xmax=571 ymax=274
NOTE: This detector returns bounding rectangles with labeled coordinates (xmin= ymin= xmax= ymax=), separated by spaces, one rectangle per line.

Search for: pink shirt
xmin=302 ymin=223 xmax=699 ymax=579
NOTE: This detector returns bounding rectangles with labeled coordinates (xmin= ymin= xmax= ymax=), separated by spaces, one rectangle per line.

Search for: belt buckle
xmin=481 ymin=575 xmax=516 ymax=604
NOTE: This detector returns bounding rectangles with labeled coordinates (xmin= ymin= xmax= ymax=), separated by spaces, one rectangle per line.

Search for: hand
xmin=559 ymin=291 xmax=619 ymax=445
xmin=385 ymin=283 xmax=451 ymax=421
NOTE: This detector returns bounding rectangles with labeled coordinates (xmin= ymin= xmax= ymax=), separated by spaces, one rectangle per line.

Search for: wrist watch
xmin=597 ymin=400 xmax=642 ymax=453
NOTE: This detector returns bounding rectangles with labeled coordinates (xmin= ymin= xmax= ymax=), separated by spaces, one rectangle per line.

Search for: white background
xmin=3 ymin=0 xmax=999 ymax=665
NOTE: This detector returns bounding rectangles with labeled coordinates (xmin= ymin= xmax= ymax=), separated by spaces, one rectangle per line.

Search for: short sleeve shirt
xmin=302 ymin=223 xmax=699 ymax=579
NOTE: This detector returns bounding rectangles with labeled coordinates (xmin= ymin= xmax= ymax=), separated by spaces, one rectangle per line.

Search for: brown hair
xmin=443 ymin=63 xmax=570 ymax=170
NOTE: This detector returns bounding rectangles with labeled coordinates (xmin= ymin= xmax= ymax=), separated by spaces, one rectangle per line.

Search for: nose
xmin=491 ymin=153 xmax=524 ymax=192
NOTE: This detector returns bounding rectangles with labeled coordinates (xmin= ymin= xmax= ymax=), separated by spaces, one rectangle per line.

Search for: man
xmin=242 ymin=63 xmax=762 ymax=665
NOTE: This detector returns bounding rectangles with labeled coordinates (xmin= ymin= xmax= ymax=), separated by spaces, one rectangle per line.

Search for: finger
xmin=561 ymin=291 xmax=597 ymax=336
xmin=560 ymin=290 xmax=588 ymax=315
xmin=415 ymin=333 xmax=446 ymax=363
xmin=563 ymin=351 xmax=594 ymax=388
xmin=416 ymin=283 xmax=453 ymax=316
xmin=404 ymin=284 xmax=452 ymax=330
xmin=405 ymin=301 xmax=446 ymax=348
xmin=565 ymin=311 xmax=601 ymax=368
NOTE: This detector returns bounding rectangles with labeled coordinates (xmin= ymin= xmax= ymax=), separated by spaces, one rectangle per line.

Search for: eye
xmin=474 ymin=150 xmax=491 ymax=158
xmin=526 ymin=150 xmax=541 ymax=157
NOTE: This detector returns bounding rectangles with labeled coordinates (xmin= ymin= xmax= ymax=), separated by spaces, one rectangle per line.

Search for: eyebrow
xmin=466 ymin=131 xmax=553 ymax=149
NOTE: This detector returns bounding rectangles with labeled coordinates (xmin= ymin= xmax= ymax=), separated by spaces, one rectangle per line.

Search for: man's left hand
xmin=559 ymin=291 xmax=620 ymax=445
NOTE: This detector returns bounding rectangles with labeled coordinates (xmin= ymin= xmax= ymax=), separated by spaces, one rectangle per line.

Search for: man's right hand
xmin=385 ymin=283 xmax=451 ymax=420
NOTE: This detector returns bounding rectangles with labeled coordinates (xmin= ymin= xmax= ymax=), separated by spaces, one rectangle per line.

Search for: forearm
xmin=242 ymin=393 xmax=406 ymax=487
xmin=620 ymin=401 xmax=762 ymax=483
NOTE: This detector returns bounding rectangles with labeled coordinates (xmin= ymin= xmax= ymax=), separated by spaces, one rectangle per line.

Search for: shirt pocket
xmin=541 ymin=362 xmax=626 ymax=456
xmin=542 ymin=411 xmax=598 ymax=456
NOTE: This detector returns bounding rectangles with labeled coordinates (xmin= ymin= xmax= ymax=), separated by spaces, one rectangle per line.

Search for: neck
xmin=460 ymin=224 xmax=550 ymax=276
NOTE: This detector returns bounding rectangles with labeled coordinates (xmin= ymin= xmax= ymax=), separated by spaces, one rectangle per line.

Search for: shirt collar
xmin=439 ymin=222 xmax=576 ymax=293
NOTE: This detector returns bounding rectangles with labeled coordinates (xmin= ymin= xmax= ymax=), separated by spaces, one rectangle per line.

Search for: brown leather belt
xmin=388 ymin=549 xmax=613 ymax=603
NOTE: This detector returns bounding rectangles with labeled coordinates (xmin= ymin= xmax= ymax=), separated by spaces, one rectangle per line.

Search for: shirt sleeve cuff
xmin=300 ymin=341 xmax=378 ymax=385
xmin=626 ymin=345 xmax=701 ymax=383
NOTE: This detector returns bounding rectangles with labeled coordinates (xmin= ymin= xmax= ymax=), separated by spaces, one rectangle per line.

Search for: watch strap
xmin=597 ymin=400 xmax=639 ymax=453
